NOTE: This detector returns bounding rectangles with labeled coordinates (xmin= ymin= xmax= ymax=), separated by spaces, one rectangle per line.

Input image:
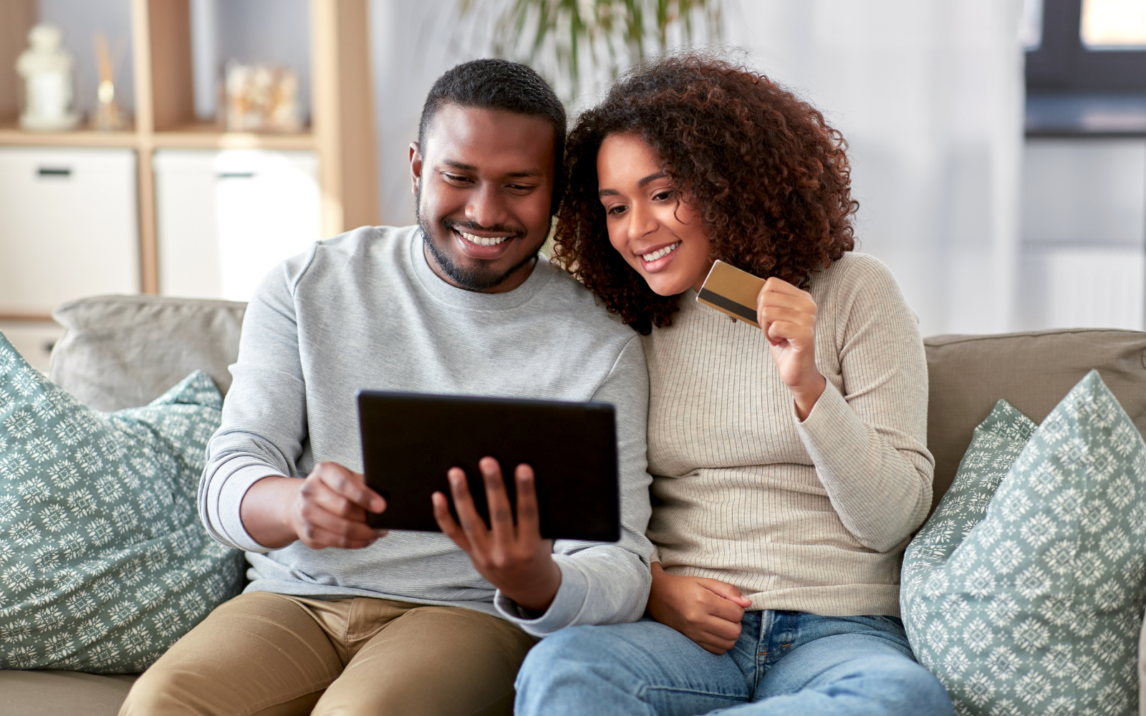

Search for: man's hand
xmin=432 ymin=457 xmax=562 ymax=614
xmin=756 ymin=276 xmax=826 ymax=420
xmin=287 ymin=462 xmax=388 ymax=549
xmin=241 ymin=462 xmax=388 ymax=550
xmin=646 ymin=562 xmax=752 ymax=655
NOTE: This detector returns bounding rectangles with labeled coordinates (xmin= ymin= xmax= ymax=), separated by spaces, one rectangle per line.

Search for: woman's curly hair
xmin=552 ymin=54 xmax=858 ymax=334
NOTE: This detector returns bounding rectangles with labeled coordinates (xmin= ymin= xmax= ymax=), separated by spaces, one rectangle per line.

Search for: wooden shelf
xmin=0 ymin=121 xmax=314 ymax=151
xmin=152 ymin=123 xmax=316 ymax=150
xmin=0 ymin=312 xmax=54 ymax=323
xmin=0 ymin=120 xmax=139 ymax=148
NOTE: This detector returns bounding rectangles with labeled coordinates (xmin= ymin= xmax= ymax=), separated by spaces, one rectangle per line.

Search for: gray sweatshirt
xmin=198 ymin=225 xmax=654 ymax=636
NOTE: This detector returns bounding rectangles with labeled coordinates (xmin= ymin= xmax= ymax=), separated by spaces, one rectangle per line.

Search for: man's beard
xmin=416 ymin=183 xmax=540 ymax=292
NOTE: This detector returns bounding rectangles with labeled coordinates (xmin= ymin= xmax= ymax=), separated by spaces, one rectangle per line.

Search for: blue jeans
xmin=515 ymin=611 xmax=953 ymax=715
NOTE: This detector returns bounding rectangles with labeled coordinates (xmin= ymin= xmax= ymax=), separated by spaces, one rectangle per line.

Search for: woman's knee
xmin=518 ymin=625 xmax=614 ymax=682
xmin=516 ymin=623 xmax=660 ymax=695
xmin=864 ymin=656 xmax=953 ymax=716
xmin=515 ymin=625 xmax=661 ymax=716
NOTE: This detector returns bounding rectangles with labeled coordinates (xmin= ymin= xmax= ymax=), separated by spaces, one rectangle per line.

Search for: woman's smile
xmin=637 ymin=241 xmax=682 ymax=271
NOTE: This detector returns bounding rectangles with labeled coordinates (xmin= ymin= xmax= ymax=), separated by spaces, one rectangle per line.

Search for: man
xmin=121 ymin=59 xmax=653 ymax=716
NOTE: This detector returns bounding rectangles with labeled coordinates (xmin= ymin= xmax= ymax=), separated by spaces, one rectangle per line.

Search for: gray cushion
xmin=925 ymin=329 xmax=1146 ymax=512
xmin=0 ymin=671 xmax=136 ymax=716
xmin=49 ymin=295 xmax=246 ymax=411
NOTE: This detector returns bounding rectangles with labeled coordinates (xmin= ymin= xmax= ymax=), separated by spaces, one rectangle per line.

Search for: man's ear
xmin=410 ymin=142 xmax=423 ymax=197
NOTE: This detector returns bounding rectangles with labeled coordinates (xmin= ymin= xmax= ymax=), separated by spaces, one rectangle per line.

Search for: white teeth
xmin=458 ymin=230 xmax=510 ymax=247
xmin=640 ymin=242 xmax=680 ymax=262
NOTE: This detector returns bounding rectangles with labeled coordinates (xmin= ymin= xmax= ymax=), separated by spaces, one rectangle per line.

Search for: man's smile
xmin=455 ymin=228 xmax=512 ymax=247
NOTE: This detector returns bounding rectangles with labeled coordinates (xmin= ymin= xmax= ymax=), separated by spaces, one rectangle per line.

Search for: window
xmin=1027 ymin=0 xmax=1146 ymax=92
xmin=1081 ymin=0 xmax=1146 ymax=49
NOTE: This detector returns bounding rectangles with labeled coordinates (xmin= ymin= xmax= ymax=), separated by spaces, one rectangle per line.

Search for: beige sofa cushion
xmin=49 ymin=294 xmax=246 ymax=411
xmin=924 ymin=328 xmax=1146 ymax=512
xmin=0 ymin=671 xmax=137 ymax=716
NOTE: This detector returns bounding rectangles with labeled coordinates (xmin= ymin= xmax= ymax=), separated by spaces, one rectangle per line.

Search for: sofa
xmin=2 ymin=294 xmax=1145 ymax=715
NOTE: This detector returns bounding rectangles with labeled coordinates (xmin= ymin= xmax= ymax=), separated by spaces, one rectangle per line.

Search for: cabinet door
xmin=155 ymin=149 xmax=321 ymax=302
xmin=0 ymin=148 xmax=140 ymax=314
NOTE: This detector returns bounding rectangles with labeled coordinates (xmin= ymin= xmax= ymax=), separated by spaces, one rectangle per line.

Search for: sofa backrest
xmin=925 ymin=329 xmax=1146 ymax=513
xmin=47 ymin=297 xmax=1146 ymax=516
xmin=50 ymin=295 xmax=246 ymax=412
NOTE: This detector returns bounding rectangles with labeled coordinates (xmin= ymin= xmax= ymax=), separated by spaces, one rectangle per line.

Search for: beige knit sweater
xmin=642 ymin=252 xmax=934 ymax=617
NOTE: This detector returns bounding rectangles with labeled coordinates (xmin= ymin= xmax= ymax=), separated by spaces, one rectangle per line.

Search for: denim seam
xmin=643 ymin=685 xmax=748 ymax=699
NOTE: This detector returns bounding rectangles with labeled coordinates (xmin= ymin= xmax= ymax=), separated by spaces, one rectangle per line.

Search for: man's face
xmin=411 ymin=104 xmax=557 ymax=293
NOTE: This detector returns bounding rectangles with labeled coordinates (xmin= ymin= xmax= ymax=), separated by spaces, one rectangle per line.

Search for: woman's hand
xmin=646 ymin=562 xmax=752 ymax=655
xmin=756 ymin=277 xmax=827 ymax=420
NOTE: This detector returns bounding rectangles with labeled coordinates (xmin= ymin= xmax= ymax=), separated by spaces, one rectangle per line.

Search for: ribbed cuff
xmin=214 ymin=464 xmax=286 ymax=553
xmin=493 ymin=555 xmax=588 ymax=637
xmin=793 ymin=380 xmax=868 ymax=458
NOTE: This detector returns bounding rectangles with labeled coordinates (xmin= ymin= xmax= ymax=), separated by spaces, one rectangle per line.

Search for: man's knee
xmin=120 ymin=662 xmax=192 ymax=715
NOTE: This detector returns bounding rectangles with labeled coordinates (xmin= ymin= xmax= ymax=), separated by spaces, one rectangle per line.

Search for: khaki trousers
xmin=119 ymin=591 xmax=536 ymax=716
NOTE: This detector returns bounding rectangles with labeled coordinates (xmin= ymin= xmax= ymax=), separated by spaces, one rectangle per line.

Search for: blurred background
xmin=0 ymin=0 xmax=1143 ymax=371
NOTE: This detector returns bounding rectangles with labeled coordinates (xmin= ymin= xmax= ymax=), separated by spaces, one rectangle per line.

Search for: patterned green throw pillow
xmin=0 ymin=331 xmax=243 ymax=673
xmin=902 ymin=371 xmax=1146 ymax=716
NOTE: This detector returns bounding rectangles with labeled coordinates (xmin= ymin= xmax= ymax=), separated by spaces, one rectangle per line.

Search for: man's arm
xmin=198 ymin=248 xmax=384 ymax=553
xmin=242 ymin=465 xmax=387 ymax=550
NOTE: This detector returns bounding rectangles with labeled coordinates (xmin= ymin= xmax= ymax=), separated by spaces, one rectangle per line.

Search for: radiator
xmin=1045 ymin=247 xmax=1145 ymax=331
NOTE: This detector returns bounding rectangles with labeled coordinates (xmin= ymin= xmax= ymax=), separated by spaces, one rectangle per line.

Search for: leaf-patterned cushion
xmin=0 ymin=331 xmax=244 ymax=673
xmin=902 ymin=370 xmax=1146 ymax=716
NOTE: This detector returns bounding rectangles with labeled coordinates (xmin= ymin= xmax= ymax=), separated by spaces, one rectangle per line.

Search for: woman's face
xmin=596 ymin=133 xmax=713 ymax=296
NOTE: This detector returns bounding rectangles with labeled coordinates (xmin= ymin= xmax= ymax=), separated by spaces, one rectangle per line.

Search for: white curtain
xmin=370 ymin=0 xmax=1027 ymax=337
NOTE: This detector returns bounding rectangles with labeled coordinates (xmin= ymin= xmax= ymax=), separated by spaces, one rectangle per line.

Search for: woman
xmin=515 ymin=55 xmax=953 ymax=715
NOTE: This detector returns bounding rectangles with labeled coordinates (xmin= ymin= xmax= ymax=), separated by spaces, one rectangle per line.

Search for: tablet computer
xmin=357 ymin=391 xmax=620 ymax=542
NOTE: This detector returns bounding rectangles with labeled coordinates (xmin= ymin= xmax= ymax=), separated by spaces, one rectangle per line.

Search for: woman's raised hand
xmin=756 ymin=277 xmax=827 ymax=420
xmin=646 ymin=562 xmax=752 ymax=655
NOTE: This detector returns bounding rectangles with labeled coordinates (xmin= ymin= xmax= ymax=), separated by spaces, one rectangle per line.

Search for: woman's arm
xmin=758 ymin=256 xmax=933 ymax=553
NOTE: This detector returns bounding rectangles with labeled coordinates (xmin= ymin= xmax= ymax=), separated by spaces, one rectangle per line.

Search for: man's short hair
xmin=417 ymin=59 xmax=567 ymax=210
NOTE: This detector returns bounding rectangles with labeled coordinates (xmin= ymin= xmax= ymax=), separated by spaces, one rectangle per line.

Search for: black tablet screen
xmin=357 ymin=391 xmax=620 ymax=542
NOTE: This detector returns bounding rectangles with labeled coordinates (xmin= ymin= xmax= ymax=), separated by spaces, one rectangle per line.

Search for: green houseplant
xmin=456 ymin=0 xmax=725 ymax=101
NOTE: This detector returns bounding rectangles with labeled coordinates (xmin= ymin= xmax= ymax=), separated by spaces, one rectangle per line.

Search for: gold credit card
xmin=696 ymin=260 xmax=765 ymax=326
